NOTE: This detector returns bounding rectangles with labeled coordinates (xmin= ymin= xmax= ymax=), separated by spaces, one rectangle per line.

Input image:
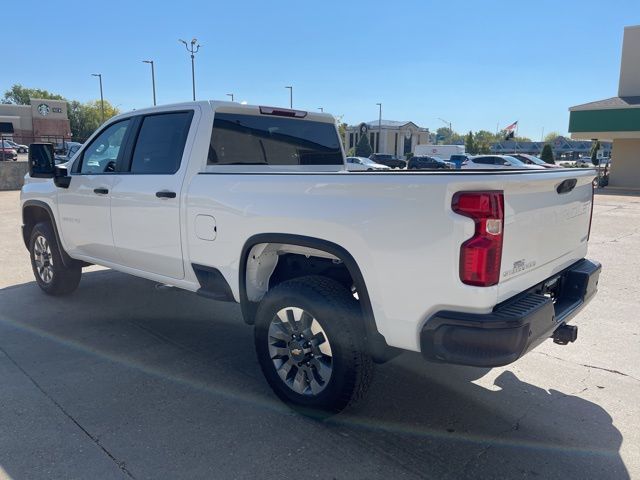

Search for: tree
xmin=465 ymin=131 xmax=476 ymax=154
xmin=474 ymin=130 xmax=497 ymax=154
xmin=514 ymin=135 xmax=532 ymax=142
xmin=355 ymin=134 xmax=372 ymax=157
xmin=590 ymin=140 xmax=601 ymax=166
xmin=544 ymin=131 xmax=561 ymax=143
xmin=2 ymin=84 xmax=65 ymax=105
xmin=540 ymin=144 xmax=555 ymax=164
xmin=67 ymin=100 xmax=120 ymax=141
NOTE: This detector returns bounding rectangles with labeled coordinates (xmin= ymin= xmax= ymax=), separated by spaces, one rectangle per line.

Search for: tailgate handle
xmin=556 ymin=178 xmax=577 ymax=194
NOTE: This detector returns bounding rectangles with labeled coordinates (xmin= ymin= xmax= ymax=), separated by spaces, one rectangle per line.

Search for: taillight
xmin=452 ymin=191 xmax=504 ymax=287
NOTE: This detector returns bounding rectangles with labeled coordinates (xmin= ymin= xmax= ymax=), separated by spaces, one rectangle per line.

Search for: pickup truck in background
xmin=21 ymin=101 xmax=601 ymax=416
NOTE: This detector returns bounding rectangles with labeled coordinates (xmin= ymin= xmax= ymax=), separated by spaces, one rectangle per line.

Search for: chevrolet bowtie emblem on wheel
xmin=291 ymin=348 xmax=303 ymax=356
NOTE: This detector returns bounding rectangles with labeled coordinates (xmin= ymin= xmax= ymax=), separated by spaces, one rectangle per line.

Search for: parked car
xmin=576 ymin=157 xmax=595 ymax=167
xmin=462 ymin=155 xmax=545 ymax=170
xmin=4 ymin=139 xmax=28 ymax=153
xmin=511 ymin=154 xmax=560 ymax=169
xmin=20 ymin=101 xmax=600 ymax=416
xmin=407 ymin=156 xmax=452 ymax=170
xmin=55 ymin=143 xmax=83 ymax=164
xmin=0 ymin=140 xmax=18 ymax=161
xmin=449 ymin=154 xmax=471 ymax=169
xmin=346 ymin=156 xmax=391 ymax=171
xmin=54 ymin=141 xmax=82 ymax=155
xmin=369 ymin=153 xmax=406 ymax=169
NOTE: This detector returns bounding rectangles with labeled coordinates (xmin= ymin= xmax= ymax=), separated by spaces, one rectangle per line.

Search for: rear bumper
xmin=420 ymin=258 xmax=601 ymax=367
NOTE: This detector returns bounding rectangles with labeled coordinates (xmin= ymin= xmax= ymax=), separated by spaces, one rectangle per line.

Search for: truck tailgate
xmin=498 ymin=169 xmax=594 ymax=299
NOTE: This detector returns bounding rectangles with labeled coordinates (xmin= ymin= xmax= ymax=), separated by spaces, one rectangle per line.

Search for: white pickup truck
xmin=21 ymin=101 xmax=601 ymax=416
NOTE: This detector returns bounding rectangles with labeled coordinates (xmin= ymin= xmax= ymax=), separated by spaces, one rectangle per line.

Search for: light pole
xmin=142 ymin=60 xmax=156 ymax=106
xmin=91 ymin=73 xmax=104 ymax=122
xmin=318 ymin=107 xmax=323 ymax=112
xmin=285 ymin=86 xmax=293 ymax=108
xmin=438 ymin=117 xmax=452 ymax=144
xmin=179 ymin=38 xmax=201 ymax=101
xmin=226 ymin=93 xmax=234 ymax=102
xmin=376 ymin=103 xmax=382 ymax=153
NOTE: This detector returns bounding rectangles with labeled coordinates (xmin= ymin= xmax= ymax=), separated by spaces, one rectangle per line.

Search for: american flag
xmin=504 ymin=121 xmax=518 ymax=132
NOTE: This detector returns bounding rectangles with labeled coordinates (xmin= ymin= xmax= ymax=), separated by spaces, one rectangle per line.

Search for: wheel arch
xmin=22 ymin=200 xmax=78 ymax=269
xmin=239 ymin=233 xmax=394 ymax=362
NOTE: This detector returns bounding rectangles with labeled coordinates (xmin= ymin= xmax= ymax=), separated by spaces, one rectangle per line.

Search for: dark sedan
xmin=369 ymin=153 xmax=406 ymax=169
xmin=407 ymin=156 xmax=452 ymax=170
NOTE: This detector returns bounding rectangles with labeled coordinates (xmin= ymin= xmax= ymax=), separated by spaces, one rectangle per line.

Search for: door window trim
xmin=122 ymin=110 xmax=195 ymax=174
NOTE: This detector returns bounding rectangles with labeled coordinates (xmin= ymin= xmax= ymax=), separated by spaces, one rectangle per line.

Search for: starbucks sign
xmin=37 ymin=104 xmax=51 ymax=116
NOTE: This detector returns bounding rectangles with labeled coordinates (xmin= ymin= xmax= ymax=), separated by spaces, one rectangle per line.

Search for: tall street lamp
xmin=91 ymin=73 xmax=105 ymax=122
xmin=376 ymin=103 xmax=382 ymax=153
xmin=142 ymin=60 xmax=156 ymax=106
xmin=226 ymin=93 xmax=234 ymax=101
xmin=318 ymin=107 xmax=323 ymax=112
xmin=438 ymin=117 xmax=452 ymax=143
xmin=285 ymin=86 xmax=293 ymax=108
xmin=179 ymin=38 xmax=201 ymax=101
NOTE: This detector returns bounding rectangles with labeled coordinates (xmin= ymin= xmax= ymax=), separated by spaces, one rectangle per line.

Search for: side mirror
xmin=28 ymin=143 xmax=55 ymax=178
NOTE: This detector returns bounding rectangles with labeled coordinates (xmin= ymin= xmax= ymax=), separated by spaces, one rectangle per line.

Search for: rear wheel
xmin=254 ymin=276 xmax=373 ymax=417
xmin=29 ymin=222 xmax=81 ymax=295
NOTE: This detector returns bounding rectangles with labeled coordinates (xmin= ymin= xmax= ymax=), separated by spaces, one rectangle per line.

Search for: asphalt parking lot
xmin=0 ymin=189 xmax=639 ymax=480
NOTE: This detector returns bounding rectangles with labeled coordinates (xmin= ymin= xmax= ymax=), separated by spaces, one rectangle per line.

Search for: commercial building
xmin=344 ymin=120 xmax=430 ymax=157
xmin=569 ymin=25 xmax=640 ymax=189
xmin=0 ymin=98 xmax=71 ymax=144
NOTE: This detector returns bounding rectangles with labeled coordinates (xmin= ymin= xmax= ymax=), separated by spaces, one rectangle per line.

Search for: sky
xmin=3 ymin=0 xmax=639 ymax=140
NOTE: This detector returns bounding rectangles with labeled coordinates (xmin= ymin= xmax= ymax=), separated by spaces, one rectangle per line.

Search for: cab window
xmin=77 ymin=120 xmax=130 ymax=174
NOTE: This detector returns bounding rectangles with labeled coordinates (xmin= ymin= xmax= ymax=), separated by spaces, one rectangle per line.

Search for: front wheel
xmin=29 ymin=222 xmax=82 ymax=295
xmin=254 ymin=276 xmax=373 ymax=417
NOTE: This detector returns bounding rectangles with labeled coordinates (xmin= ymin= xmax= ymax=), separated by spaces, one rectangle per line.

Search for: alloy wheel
xmin=268 ymin=307 xmax=333 ymax=396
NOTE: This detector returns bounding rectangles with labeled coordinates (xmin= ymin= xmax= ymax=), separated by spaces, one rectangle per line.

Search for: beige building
xmin=345 ymin=120 xmax=430 ymax=157
xmin=0 ymin=98 xmax=71 ymax=143
xmin=569 ymin=25 xmax=640 ymax=189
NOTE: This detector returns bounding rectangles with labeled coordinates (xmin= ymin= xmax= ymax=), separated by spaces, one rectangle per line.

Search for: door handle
xmin=93 ymin=188 xmax=109 ymax=194
xmin=156 ymin=190 xmax=176 ymax=199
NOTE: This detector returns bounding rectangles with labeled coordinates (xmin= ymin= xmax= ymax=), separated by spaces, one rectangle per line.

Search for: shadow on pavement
xmin=0 ymin=270 xmax=629 ymax=479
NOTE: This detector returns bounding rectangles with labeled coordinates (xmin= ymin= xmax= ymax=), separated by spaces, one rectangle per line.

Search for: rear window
xmin=208 ymin=113 xmax=342 ymax=166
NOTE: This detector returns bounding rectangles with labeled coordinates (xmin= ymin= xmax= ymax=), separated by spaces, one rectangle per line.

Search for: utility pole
xmin=376 ymin=103 xmax=382 ymax=153
xmin=91 ymin=73 xmax=105 ymax=122
xmin=179 ymin=38 xmax=201 ymax=101
xmin=142 ymin=60 xmax=156 ymax=106
xmin=285 ymin=86 xmax=293 ymax=108
xmin=226 ymin=93 xmax=234 ymax=102
xmin=438 ymin=118 xmax=452 ymax=144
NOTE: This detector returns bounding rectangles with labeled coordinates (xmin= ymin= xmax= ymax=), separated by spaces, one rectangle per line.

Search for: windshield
xmin=526 ymin=155 xmax=546 ymax=165
xmin=503 ymin=155 xmax=527 ymax=166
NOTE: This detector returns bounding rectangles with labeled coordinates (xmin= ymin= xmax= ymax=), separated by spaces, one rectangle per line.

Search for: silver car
xmin=462 ymin=155 xmax=545 ymax=170
xmin=346 ymin=156 xmax=391 ymax=171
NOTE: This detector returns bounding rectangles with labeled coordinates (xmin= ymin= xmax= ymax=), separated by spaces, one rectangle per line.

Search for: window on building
xmin=130 ymin=112 xmax=193 ymax=174
xmin=208 ymin=113 xmax=343 ymax=166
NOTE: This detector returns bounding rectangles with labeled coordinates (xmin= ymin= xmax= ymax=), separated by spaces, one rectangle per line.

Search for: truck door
xmin=109 ymin=109 xmax=196 ymax=280
xmin=58 ymin=119 xmax=132 ymax=263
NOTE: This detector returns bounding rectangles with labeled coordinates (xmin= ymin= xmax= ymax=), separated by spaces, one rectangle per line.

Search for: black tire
xmin=254 ymin=276 xmax=373 ymax=417
xmin=29 ymin=222 xmax=82 ymax=295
